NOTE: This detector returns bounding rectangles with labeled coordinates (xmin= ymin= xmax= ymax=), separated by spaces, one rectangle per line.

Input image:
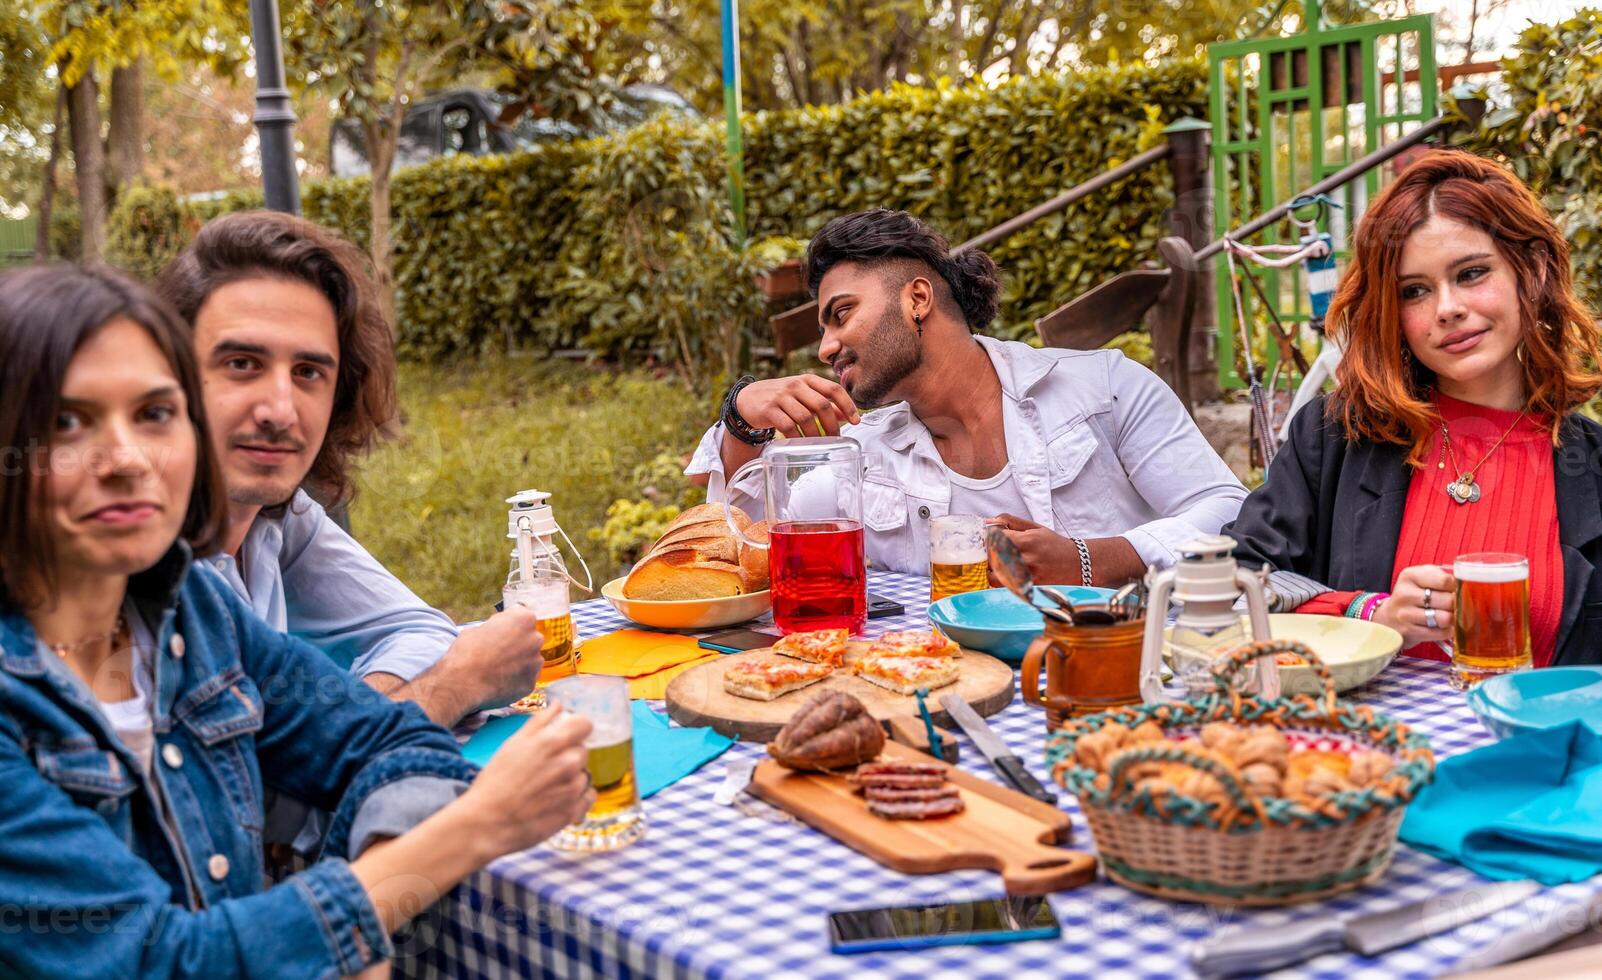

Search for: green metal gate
xmin=1209 ymin=6 xmax=1437 ymax=389
xmin=0 ymin=217 xmax=37 ymax=268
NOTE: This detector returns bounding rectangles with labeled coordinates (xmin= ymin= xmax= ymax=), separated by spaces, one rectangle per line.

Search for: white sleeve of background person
xmin=1105 ymin=354 xmax=1248 ymax=568
xmin=275 ymin=490 xmax=459 ymax=681
xmin=684 ymin=422 xmax=768 ymax=520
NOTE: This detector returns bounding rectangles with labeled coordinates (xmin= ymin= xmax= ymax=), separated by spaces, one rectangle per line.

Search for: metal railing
xmin=766 ymin=139 xmax=1192 ymax=361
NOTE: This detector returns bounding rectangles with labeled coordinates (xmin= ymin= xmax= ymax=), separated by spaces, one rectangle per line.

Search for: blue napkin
xmin=461 ymin=703 xmax=734 ymax=800
xmin=1399 ymin=721 xmax=1602 ymax=885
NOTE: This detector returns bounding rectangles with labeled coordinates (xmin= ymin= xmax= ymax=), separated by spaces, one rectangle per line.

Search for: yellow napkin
xmin=577 ymin=630 xmax=721 ymax=699
xmin=624 ymin=653 xmax=721 ymax=700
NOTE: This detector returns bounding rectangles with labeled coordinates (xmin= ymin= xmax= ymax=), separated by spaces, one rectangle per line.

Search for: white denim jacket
xmin=687 ymin=336 xmax=1247 ymax=574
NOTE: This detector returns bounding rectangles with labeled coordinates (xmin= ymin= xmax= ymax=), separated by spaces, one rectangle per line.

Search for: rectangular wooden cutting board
xmin=749 ymin=742 xmax=1097 ymax=895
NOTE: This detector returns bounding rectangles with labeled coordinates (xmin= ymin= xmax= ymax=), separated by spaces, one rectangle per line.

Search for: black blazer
xmin=1222 ymin=395 xmax=1602 ymax=666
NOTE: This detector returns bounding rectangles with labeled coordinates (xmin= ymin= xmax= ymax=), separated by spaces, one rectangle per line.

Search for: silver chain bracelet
xmin=1071 ymin=537 xmax=1093 ymax=586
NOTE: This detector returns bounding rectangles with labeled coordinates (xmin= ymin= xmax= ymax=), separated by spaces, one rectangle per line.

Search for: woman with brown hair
xmin=1225 ymin=149 xmax=1602 ymax=668
xmin=0 ymin=264 xmax=595 ymax=977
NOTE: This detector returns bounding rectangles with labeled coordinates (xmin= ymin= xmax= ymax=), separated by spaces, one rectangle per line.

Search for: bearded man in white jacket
xmin=687 ymin=208 xmax=1245 ymax=587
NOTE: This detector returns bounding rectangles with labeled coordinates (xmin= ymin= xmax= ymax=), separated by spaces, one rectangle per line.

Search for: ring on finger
xmin=1425 ymin=607 xmax=1440 ymax=630
xmin=1422 ymin=588 xmax=1432 ymax=610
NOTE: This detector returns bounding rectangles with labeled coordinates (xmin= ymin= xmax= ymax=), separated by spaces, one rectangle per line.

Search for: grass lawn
xmin=349 ymin=356 xmax=716 ymax=622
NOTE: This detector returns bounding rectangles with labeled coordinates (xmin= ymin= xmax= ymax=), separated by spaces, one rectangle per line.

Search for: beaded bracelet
xmin=1344 ymin=591 xmax=1388 ymax=620
xmin=720 ymin=375 xmax=775 ymax=446
xmin=1361 ymin=592 xmax=1389 ymax=621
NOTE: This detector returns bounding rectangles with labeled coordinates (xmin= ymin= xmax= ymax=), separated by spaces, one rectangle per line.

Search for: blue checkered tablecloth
xmin=396 ymin=572 xmax=1602 ymax=979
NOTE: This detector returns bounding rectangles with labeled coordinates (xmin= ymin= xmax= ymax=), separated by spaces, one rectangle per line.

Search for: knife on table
xmin=1191 ymin=879 xmax=1543 ymax=978
xmin=937 ymin=694 xmax=1056 ymax=804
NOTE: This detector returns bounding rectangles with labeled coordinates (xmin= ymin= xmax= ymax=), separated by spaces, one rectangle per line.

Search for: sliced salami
xmin=850 ymin=773 xmax=947 ymax=791
xmin=863 ymin=785 xmax=961 ymax=803
xmin=867 ymin=795 xmax=967 ymax=820
xmin=851 ymin=761 xmax=946 ymax=780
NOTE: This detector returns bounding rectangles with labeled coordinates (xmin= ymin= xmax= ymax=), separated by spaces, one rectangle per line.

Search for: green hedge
xmin=745 ymin=63 xmax=1209 ymax=335
xmin=106 ymin=59 xmax=1210 ymax=358
xmin=1451 ymin=8 xmax=1602 ymax=310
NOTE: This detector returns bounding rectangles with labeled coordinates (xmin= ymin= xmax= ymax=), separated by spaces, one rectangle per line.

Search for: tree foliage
xmin=588 ymin=0 xmax=1321 ymax=113
xmin=106 ymin=59 xmax=1205 ymax=369
xmin=1453 ymin=8 xmax=1602 ymax=309
xmin=280 ymin=0 xmax=623 ymax=319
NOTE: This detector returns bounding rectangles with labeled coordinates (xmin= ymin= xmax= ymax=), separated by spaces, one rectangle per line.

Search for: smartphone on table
xmin=827 ymin=895 xmax=1060 ymax=954
xmin=698 ymin=628 xmax=782 ymax=653
xmin=866 ymin=592 xmax=905 ymax=619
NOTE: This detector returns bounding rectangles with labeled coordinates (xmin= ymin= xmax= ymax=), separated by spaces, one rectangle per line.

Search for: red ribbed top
xmin=1297 ymin=393 xmax=1563 ymax=666
xmin=1391 ymin=393 xmax=1562 ymax=666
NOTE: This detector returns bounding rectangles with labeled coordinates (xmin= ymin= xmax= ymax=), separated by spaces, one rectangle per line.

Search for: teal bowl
xmin=1466 ymin=666 xmax=1602 ymax=740
xmin=928 ymin=586 xmax=1115 ymax=663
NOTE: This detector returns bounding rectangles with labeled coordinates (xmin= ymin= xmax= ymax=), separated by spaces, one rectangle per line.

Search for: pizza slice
xmin=852 ymin=654 xmax=959 ymax=695
xmin=865 ymin=629 xmax=961 ymax=660
xmin=772 ymin=628 xmax=850 ymax=667
xmin=723 ymin=658 xmax=834 ymax=701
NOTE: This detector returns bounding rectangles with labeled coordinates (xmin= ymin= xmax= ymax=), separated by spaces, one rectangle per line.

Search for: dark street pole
xmin=249 ymin=0 xmax=301 ymax=214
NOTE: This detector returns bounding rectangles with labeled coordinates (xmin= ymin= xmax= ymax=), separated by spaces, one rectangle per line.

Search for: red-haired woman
xmin=1224 ymin=149 xmax=1602 ymax=668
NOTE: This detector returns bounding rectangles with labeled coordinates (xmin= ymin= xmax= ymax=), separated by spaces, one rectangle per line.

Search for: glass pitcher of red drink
xmin=723 ymin=437 xmax=868 ymax=634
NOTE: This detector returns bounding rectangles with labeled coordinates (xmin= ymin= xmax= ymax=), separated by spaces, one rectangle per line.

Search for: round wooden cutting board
xmin=664 ymin=640 xmax=1015 ymax=741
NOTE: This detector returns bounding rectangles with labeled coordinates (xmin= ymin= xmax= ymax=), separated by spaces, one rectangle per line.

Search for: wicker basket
xmin=1044 ymin=640 xmax=1434 ymax=906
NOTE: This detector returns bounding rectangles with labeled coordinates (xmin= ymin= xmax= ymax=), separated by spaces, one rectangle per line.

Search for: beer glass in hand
xmin=502 ymin=568 xmax=576 ymax=710
xmin=1451 ymin=553 xmax=1532 ymax=690
xmin=547 ymin=675 xmax=646 ymax=851
xmin=929 ymin=514 xmax=989 ymax=602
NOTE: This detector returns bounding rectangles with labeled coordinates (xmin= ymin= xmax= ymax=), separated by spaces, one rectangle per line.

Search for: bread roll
xmin=672 ymin=502 xmax=750 ymax=532
xmin=740 ymin=520 xmax=770 ymax=591
xmin=647 ymin=535 xmax=742 ymax=566
xmin=624 ymin=551 xmax=744 ymax=600
xmin=622 ymin=503 xmax=758 ymax=599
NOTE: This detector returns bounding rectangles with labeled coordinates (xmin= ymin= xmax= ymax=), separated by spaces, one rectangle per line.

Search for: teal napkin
xmin=1399 ymin=721 xmax=1602 ymax=885
xmin=461 ymin=702 xmax=734 ymax=800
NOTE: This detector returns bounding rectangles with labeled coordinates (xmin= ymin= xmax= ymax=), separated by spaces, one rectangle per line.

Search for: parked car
xmin=330 ymin=84 xmax=699 ymax=178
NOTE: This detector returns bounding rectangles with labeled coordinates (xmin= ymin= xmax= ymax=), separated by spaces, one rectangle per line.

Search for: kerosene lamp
xmin=1138 ymin=534 xmax=1278 ymax=703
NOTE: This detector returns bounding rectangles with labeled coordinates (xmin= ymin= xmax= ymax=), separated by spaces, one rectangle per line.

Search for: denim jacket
xmin=0 ymin=543 xmax=478 ymax=978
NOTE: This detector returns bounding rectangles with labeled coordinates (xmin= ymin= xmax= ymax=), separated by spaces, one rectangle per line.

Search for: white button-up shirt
xmin=687 ymin=336 xmax=1246 ymax=574
xmin=205 ymin=490 xmax=458 ymax=681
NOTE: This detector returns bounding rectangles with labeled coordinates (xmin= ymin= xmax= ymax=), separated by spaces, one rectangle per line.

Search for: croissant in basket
xmin=623 ymin=503 xmax=771 ymax=600
xmin=1065 ymin=719 xmax=1398 ymax=802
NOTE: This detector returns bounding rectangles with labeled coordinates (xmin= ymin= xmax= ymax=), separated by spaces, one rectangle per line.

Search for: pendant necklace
xmin=1436 ymin=408 xmax=1527 ymax=505
xmin=46 ymin=614 xmax=127 ymax=657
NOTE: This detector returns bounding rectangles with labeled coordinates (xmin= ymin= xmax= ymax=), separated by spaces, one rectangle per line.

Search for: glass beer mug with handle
xmin=1451 ymin=552 xmax=1532 ymax=690
xmin=929 ymin=514 xmax=989 ymax=602
xmin=723 ymin=436 xmax=868 ymax=635
xmin=546 ymin=675 xmax=645 ymax=851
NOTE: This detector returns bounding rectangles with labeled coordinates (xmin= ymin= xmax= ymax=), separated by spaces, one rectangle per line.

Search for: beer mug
xmin=1451 ymin=552 xmax=1532 ymax=690
xmin=503 ymin=562 xmax=577 ymax=710
xmin=547 ymin=675 xmax=646 ymax=851
xmin=929 ymin=514 xmax=988 ymax=602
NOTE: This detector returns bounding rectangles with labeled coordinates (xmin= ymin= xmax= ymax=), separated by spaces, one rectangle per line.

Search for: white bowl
xmin=1165 ymin=613 xmax=1403 ymax=694
xmin=600 ymin=577 xmax=771 ymax=630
